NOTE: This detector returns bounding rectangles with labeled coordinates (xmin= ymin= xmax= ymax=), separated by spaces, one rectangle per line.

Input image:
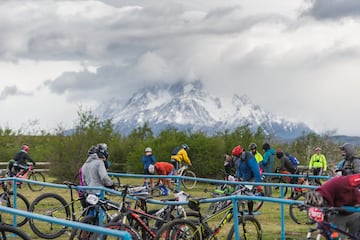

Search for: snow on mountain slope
xmin=98 ymin=80 xmax=313 ymax=139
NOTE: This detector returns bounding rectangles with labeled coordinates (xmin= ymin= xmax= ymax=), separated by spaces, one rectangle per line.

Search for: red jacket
xmin=316 ymin=175 xmax=360 ymax=207
xmin=155 ymin=162 xmax=174 ymax=175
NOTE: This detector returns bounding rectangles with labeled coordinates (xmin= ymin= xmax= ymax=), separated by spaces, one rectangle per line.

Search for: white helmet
xmin=145 ymin=147 xmax=152 ymax=152
xmin=148 ymin=164 xmax=155 ymax=174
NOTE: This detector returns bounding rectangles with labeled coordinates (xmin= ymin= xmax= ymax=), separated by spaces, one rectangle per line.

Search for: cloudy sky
xmin=1 ymin=0 xmax=360 ymax=135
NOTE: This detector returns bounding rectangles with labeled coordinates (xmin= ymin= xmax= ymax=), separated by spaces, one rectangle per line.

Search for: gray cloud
xmin=302 ymin=0 xmax=360 ymax=20
xmin=0 ymin=86 xmax=31 ymax=100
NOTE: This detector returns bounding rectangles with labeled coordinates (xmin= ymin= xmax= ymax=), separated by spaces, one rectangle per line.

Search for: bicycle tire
xmin=27 ymin=171 xmax=46 ymax=191
xmin=289 ymin=192 xmax=315 ymax=225
xmin=227 ymin=215 xmax=262 ymax=240
xmin=69 ymin=215 xmax=97 ymax=240
xmin=181 ymin=170 xmax=197 ymax=190
xmin=90 ymin=222 xmax=142 ymax=240
xmin=154 ymin=218 xmax=201 ymax=240
xmin=29 ymin=193 xmax=71 ymax=239
xmin=0 ymin=223 xmax=31 ymax=240
xmin=0 ymin=191 xmax=30 ymax=227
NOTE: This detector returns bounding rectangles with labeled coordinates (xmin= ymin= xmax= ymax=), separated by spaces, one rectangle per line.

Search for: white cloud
xmin=1 ymin=0 xmax=360 ymax=136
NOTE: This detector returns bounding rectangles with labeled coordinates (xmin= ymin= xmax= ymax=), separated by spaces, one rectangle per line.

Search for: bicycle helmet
xmin=88 ymin=145 xmax=97 ymax=155
xmin=145 ymin=147 xmax=152 ymax=152
xmin=22 ymin=145 xmax=29 ymax=153
xmin=249 ymin=143 xmax=257 ymax=150
xmin=339 ymin=143 xmax=355 ymax=159
xmin=304 ymin=191 xmax=325 ymax=207
xmin=182 ymin=144 xmax=189 ymax=150
xmin=148 ymin=164 xmax=155 ymax=174
xmin=232 ymin=145 xmax=243 ymax=157
xmin=96 ymin=143 xmax=109 ymax=160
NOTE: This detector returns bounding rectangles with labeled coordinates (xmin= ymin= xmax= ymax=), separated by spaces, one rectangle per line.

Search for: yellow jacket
xmin=254 ymin=151 xmax=263 ymax=163
xmin=309 ymin=153 xmax=327 ymax=171
xmin=171 ymin=148 xmax=192 ymax=166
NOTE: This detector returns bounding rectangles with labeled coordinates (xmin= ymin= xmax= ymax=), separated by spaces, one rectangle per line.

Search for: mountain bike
xmin=205 ymin=182 xmax=264 ymax=217
xmin=0 ymin=176 xmax=30 ymax=227
xmin=173 ymin=164 xmax=197 ymax=189
xmin=9 ymin=164 xmax=46 ymax=192
xmin=29 ymin=181 xmax=103 ymax=239
xmin=154 ymin=195 xmax=262 ymax=240
xmin=91 ymin=185 xmax=197 ymax=240
xmin=304 ymin=206 xmax=359 ymax=240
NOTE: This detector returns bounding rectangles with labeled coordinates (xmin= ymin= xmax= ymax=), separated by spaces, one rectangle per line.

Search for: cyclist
xmin=223 ymin=152 xmax=235 ymax=180
xmin=309 ymin=147 xmax=327 ymax=185
xmin=170 ymin=143 xmax=192 ymax=172
xmin=276 ymin=148 xmax=299 ymax=198
xmin=248 ymin=143 xmax=263 ymax=163
xmin=142 ymin=147 xmax=156 ymax=188
xmin=9 ymin=144 xmax=36 ymax=176
xmin=232 ymin=145 xmax=263 ymax=214
xmin=81 ymin=143 xmax=114 ymax=195
xmin=304 ymin=173 xmax=360 ymax=239
xmin=338 ymin=143 xmax=360 ymax=176
xmin=148 ymin=162 xmax=175 ymax=195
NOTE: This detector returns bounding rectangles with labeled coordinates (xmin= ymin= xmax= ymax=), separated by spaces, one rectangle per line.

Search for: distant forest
xmin=0 ymin=109 xmax=354 ymax=182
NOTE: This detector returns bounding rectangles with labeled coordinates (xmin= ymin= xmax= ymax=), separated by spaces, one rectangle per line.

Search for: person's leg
xmin=264 ymin=175 xmax=272 ymax=197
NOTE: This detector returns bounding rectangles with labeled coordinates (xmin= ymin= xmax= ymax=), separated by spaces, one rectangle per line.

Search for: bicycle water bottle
xmin=330 ymin=232 xmax=341 ymax=240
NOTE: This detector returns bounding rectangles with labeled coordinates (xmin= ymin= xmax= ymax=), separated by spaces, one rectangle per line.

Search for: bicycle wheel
xmin=154 ymin=218 xmax=201 ymax=240
xmin=69 ymin=215 xmax=97 ymax=240
xmin=0 ymin=192 xmax=30 ymax=227
xmin=181 ymin=170 xmax=197 ymax=190
xmin=90 ymin=222 xmax=142 ymax=240
xmin=29 ymin=193 xmax=71 ymax=239
xmin=289 ymin=192 xmax=315 ymax=225
xmin=0 ymin=223 xmax=31 ymax=240
xmin=27 ymin=171 xmax=46 ymax=191
xmin=227 ymin=215 xmax=262 ymax=240
xmin=206 ymin=200 xmax=229 ymax=217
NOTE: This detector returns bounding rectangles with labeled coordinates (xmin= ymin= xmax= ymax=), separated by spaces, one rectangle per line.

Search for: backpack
xmin=286 ymin=153 xmax=299 ymax=166
xmin=171 ymin=146 xmax=181 ymax=155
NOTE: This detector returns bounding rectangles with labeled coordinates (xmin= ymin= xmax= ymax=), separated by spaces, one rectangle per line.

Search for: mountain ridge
xmin=98 ymin=80 xmax=313 ymax=139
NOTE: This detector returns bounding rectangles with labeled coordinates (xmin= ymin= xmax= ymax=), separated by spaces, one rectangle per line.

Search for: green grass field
xmin=8 ymin=176 xmax=311 ymax=240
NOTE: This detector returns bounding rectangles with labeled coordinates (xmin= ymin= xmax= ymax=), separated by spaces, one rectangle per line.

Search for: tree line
xmin=0 ymin=109 xmax=352 ymax=182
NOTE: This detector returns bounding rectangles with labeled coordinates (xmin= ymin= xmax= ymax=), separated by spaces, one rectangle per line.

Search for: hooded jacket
xmin=341 ymin=143 xmax=360 ymax=176
xmin=81 ymin=153 xmax=114 ymax=194
xmin=261 ymin=148 xmax=275 ymax=173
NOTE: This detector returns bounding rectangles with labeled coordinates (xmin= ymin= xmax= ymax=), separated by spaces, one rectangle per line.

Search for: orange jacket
xmin=155 ymin=162 xmax=174 ymax=175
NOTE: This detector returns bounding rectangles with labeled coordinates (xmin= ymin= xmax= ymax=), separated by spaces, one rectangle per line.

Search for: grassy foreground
xmin=12 ymin=176 xmax=310 ymax=240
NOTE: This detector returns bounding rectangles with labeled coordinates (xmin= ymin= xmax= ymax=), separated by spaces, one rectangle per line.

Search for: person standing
xmin=309 ymin=147 xmax=327 ymax=185
xmin=142 ymin=147 xmax=156 ymax=188
xmin=338 ymin=143 xmax=360 ymax=176
xmin=248 ymin=143 xmax=263 ymax=163
xmin=81 ymin=143 xmax=114 ymax=195
xmin=260 ymin=143 xmax=275 ymax=197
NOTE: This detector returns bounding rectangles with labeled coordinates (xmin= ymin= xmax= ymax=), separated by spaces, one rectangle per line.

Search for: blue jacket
xmin=142 ymin=155 xmax=156 ymax=169
xmin=261 ymin=148 xmax=275 ymax=173
xmin=236 ymin=151 xmax=262 ymax=182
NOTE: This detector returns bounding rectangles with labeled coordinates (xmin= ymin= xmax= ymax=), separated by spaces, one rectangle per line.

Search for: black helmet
xmin=96 ymin=143 xmax=109 ymax=160
xmin=182 ymin=144 xmax=189 ymax=150
xmin=249 ymin=143 xmax=257 ymax=150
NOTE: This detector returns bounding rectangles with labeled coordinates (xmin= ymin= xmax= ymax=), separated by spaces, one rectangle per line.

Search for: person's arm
xmin=309 ymin=155 xmax=314 ymax=169
xmin=151 ymin=155 xmax=156 ymax=164
xmin=353 ymin=159 xmax=360 ymax=174
xmin=248 ymin=158 xmax=262 ymax=182
xmin=25 ymin=154 xmax=36 ymax=165
xmin=180 ymin=149 xmax=192 ymax=166
xmin=322 ymin=155 xmax=327 ymax=171
xmin=98 ymin=163 xmax=114 ymax=187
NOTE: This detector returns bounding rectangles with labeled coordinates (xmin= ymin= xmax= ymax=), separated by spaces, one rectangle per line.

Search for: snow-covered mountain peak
xmin=99 ymin=80 xmax=313 ymax=139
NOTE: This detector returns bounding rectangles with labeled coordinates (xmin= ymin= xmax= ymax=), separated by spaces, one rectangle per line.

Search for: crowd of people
xmin=7 ymin=141 xmax=360 ymax=237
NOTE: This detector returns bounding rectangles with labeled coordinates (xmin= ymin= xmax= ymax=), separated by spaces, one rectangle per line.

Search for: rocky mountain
xmin=99 ymin=80 xmax=313 ymax=139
